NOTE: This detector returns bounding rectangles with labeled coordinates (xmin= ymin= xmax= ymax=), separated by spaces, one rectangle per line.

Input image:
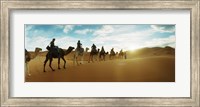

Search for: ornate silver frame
xmin=1 ymin=0 xmax=199 ymax=106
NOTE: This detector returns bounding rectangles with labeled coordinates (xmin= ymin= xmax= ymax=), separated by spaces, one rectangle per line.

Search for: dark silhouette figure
xmin=124 ymin=52 xmax=127 ymax=59
xmin=119 ymin=49 xmax=124 ymax=59
xmin=88 ymin=44 xmax=99 ymax=63
xmin=77 ymin=40 xmax=83 ymax=52
xmin=99 ymin=46 xmax=108 ymax=61
xmin=50 ymin=38 xmax=55 ymax=48
xmin=50 ymin=38 xmax=59 ymax=53
xmin=43 ymin=46 xmax=74 ymax=72
xmin=109 ymin=48 xmax=116 ymax=60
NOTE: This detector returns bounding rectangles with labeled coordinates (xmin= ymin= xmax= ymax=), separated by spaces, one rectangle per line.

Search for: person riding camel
xmin=49 ymin=38 xmax=58 ymax=52
xmin=91 ymin=44 xmax=97 ymax=53
xmin=77 ymin=40 xmax=82 ymax=51
xmin=110 ymin=48 xmax=115 ymax=55
xmin=50 ymin=38 xmax=55 ymax=48
xmin=101 ymin=46 xmax=105 ymax=53
xmin=111 ymin=48 xmax=114 ymax=52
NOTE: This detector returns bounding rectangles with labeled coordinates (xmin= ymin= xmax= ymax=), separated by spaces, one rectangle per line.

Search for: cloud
xmin=25 ymin=36 xmax=51 ymax=51
xmin=55 ymin=25 xmax=65 ymax=28
xmin=91 ymin=29 xmax=154 ymax=52
xmin=63 ymin=25 xmax=74 ymax=33
xmin=144 ymin=35 xmax=175 ymax=47
xmin=25 ymin=35 xmax=78 ymax=51
xmin=151 ymin=25 xmax=175 ymax=33
xmin=55 ymin=36 xmax=77 ymax=49
xmin=74 ymin=29 xmax=93 ymax=35
xmin=91 ymin=29 xmax=154 ymax=44
xmin=93 ymin=25 xmax=114 ymax=36
xmin=25 ymin=25 xmax=176 ymax=52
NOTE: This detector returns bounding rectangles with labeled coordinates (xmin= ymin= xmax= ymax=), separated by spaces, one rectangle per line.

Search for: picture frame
xmin=0 ymin=0 xmax=199 ymax=106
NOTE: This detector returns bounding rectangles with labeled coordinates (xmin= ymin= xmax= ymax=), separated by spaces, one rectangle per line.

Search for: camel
xmin=118 ymin=49 xmax=124 ymax=59
xmin=93 ymin=48 xmax=100 ymax=61
xmin=73 ymin=47 xmax=89 ymax=66
xmin=25 ymin=47 xmax=42 ymax=76
xmin=99 ymin=51 xmax=108 ymax=61
xmin=43 ymin=46 xmax=74 ymax=72
xmin=109 ymin=48 xmax=116 ymax=60
xmin=99 ymin=47 xmax=108 ymax=61
xmin=88 ymin=48 xmax=100 ymax=63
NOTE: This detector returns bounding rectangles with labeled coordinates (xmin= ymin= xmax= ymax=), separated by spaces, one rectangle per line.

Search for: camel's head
xmin=46 ymin=46 xmax=51 ymax=51
xmin=35 ymin=47 xmax=42 ymax=52
xmin=65 ymin=46 xmax=75 ymax=55
xmin=85 ymin=47 xmax=89 ymax=51
xmin=68 ymin=46 xmax=75 ymax=51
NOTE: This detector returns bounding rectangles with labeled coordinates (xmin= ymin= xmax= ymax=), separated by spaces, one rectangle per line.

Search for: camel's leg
xmin=49 ymin=58 xmax=55 ymax=71
xmin=61 ymin=57 xmax=66 ymax=69
xmin=94 ymin=55 xmax=96 ymax=61
xmin=95 ymin=55 xmax=98 ymax=61
xmin=43 ymin=58 xmax=48 ymax=72
xmin=27 ymin=63 xmax=30 ymax=76
xmin=58 ymin=57 xmax=61 ymax=69
xmin=99 ymin=55 xmax=101 ymax=61
xmin=76 ymin=56 xmax=79 ymax=66
xmin=88 ymin=55 xmax=91 ymax=63
xmin=26 ymin=62 xmax=31 ymax=76
xmin=97 ymin=55 xmax=99 ymax=61
xmin=100 ymin=55 xmax=103 ymax=61
xmin=73 ymin=55 xmax=76 ymax=66
xmin=91 ymin=55 xmax=94 ymax=62
xmin=80 ymin=55 xmax=83 ymax=64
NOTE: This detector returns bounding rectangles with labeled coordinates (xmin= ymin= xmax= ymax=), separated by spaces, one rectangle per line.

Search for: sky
xmin=25 ymin=24 xmax=175 ymax=52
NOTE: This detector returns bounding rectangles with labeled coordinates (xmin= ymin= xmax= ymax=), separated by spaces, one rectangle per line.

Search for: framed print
xmin=1 ymin=0 xmax=199 ymax=106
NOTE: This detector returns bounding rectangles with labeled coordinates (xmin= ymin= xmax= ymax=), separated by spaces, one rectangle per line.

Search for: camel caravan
xmin=25 ymin=38 xmax=127 ymax=76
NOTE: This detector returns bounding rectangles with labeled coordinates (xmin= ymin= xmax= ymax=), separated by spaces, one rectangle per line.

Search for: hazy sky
xmin=25 ymin=24 xmax=175 ymax=52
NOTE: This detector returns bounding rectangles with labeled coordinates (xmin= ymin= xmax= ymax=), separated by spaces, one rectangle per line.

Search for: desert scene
xmin=25 ymin=46 xmax=175 ymax=82
xmin=25 ymin=24 xmax=175 ymax=82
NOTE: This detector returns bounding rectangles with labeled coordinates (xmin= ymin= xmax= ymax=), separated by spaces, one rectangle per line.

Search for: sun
xmin=127 ymin=45 xmax=140 ymax=51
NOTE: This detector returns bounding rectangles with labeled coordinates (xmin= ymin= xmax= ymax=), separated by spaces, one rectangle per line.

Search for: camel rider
xmin=101 ymin=46 xmax=105 ymax=52
xmin=92 ymin=44 xmax=97 ymax=53
xmin=92 ymin=44 xmax=96 ymax=49
xmin=110 ymin=48 xmax=114 ymax=54
xmin=111 ymin=48 xmax=114 ymax=52
xmin=77 ymin=40 xmax=82 ymax=51
xmin=50 ymin=38 xmax=59 ymax=52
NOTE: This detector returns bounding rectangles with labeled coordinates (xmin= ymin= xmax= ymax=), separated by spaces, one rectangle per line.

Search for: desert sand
xmin=25 ymin=47 xmax=175 ymax=82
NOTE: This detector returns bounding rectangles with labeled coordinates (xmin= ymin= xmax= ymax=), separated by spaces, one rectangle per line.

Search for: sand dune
xmin=25 ymin=49 xmax=175 ymax=82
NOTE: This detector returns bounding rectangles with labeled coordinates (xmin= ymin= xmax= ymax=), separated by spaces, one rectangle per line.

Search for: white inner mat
xmin=10 ymin=10 xmax=190 ymax=97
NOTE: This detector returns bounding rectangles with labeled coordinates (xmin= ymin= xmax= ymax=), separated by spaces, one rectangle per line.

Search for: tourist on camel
xmin=91 ymin=44 xmax=97 ymax=53
xmin=77 ymin=40 xmax=82 ymax=52
xmin=49 ymin=38 xmax=59 ymax=52
xmin=101 ymin=46 xmax=105 ymax=52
